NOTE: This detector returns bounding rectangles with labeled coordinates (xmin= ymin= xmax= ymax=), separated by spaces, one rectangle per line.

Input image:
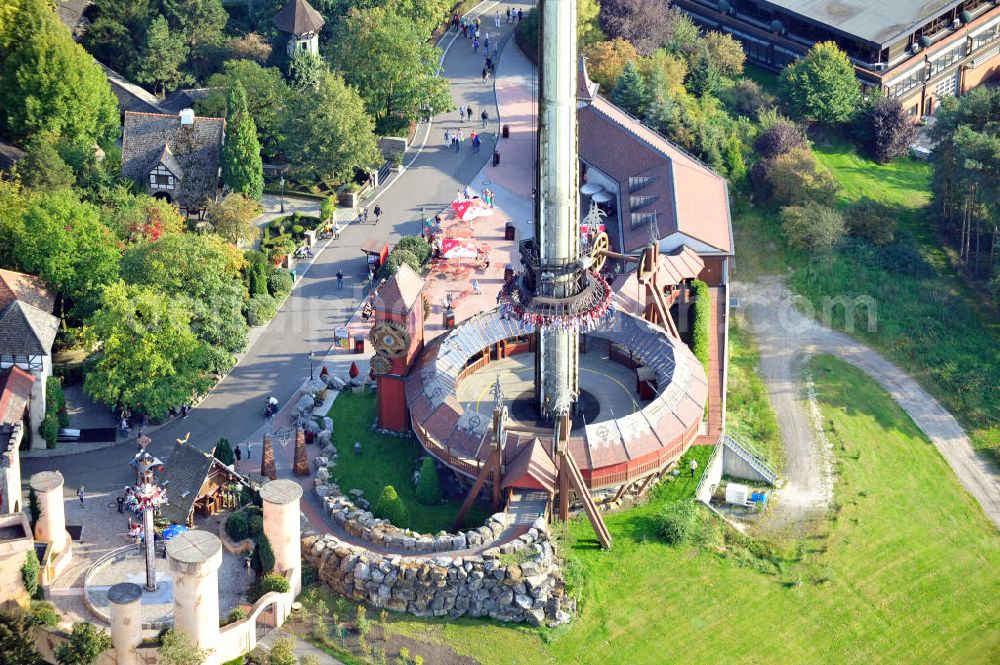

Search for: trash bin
xmin=502 ymin=124 xmax=510 ymax=138
xmin=354 ymin=338 xmax=365 ymax=353
xmin=444 ymin=311 xmax=456 ymax=330
xmin=505 ymin=223 xmax=515 ymax=241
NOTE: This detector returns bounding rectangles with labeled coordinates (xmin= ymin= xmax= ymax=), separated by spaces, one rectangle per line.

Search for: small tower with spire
xmin=273 ymin=0 xmax=326 ymax=57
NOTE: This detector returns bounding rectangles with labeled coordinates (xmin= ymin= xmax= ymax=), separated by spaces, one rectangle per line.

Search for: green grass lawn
xmin=381 ymin=358 xmax=1000 ymax=664
xmin=744 ymin=63 xmax=781 ymax=94
xmin=325 ymin=391 xmax=490 ymax=533
xmin=733 ymin=138 xmax=1000 ymax=465
xmin=725 ymin=313 xmax=784 ymax=470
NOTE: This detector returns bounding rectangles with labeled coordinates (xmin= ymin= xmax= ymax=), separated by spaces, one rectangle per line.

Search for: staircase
xmin=507 ymin=490 xmax=549 ymax=526
xmin=722 ymin=435 xmax=777 ymax=485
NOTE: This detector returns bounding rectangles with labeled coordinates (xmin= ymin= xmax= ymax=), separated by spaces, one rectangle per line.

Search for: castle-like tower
xmin=273 ymin=0 xmax=326 ymax=57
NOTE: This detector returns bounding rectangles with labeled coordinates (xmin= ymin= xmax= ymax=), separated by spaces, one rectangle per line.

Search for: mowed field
xmin=382 ymin=356 xmax=1000 ymax=664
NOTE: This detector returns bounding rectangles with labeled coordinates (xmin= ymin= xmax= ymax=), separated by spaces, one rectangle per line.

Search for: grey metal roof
xmin=273 ymin=0 xmax=326 ymax=34
xmin=159 ymin=442 xmax=215 ymax=525
xmin=121 ymin=111 xmax=224 ymax=210
xmin=100 ymin=64 xmax=165 ymax=115
xmin=0 ymin=142 xmax=25 ymax=174
xmin=0 ymin=301 xmax=59 ymax=356
xmin=159 ymin=88 xmax=220 ymax=114
xmin=760 ymin=0 xmax=964 ymax=47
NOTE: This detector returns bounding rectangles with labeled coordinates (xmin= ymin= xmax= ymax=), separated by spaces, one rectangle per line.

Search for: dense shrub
xmin=846 ymin=198 xmax=896 ymax=246
xmin=243 ymin=250 xmax=269 ymax=297
xmin=655 ymin=500 xmax=701 ymax=544
xmin=865 ymin=97 xmax=916 ymax=164
xmin=395 ymin=236 xmax=432 ymax=264
xmin=248 ymin=573 xmax=290 ymax=602
xmin=721 ymin=79 xmax=776 ymax=121
xmin=753 ymin=120 xmax=805 ymax=159
xmin=225 ymin=511 xmax=249 ymax=542
xmin=381 ymin=248 xmax=421 ymax=279
xmin=690 ymin=280 xmax=710 ymax=375
xmin=39 ymin=414 xmax=59 ymax=449
xmin=374 ymin=485 xmax=410 ymax=528
xmin=781 ymin=202 xmax=845 ymax=252
xmin=246 ymin=294 xmax=277 ymax=326
xmin=22 ymin=550 xmax=40 ymax=599
xmin=31 ymin=601 xmax=60 ymax=626
xmin=225 ymin=607 xmax=247 ymax=624
xmin=214 ymin=437 xmax=235 ymax=465
xmin=415 ymin=457 xmax=443 ymax=505
xmin=762 ymin=148 xmax=840 ymax=206
xmin=268 ymin=270 xmax=294 ymax=299
xmin=248 ymin=514 xmax=264 ymax=537
xmin=251 ymin=533 xmax=275 ymax=576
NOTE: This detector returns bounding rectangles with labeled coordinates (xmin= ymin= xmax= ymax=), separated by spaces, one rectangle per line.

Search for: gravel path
xmin=737 ymin=276 xmax=1000 ymax=532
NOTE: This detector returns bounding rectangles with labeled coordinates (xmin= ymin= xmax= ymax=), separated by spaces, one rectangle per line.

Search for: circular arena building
xmin=404 ymin=306 xmax=707 ymax=492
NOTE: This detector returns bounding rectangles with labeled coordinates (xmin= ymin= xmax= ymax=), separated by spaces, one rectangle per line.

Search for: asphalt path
xmin=21 ymin=1 xmax=533 ymax=495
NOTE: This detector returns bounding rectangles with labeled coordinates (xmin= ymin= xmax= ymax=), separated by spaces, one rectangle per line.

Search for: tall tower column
xmin=108 ymin=583 xmax=143 ymax=665
xmin=29 ymin=471 xmax=67 ymax=554
xmin=260 ymin=479 xmax=303 ymax=596
xmin=534 ymin=0 xmax=580 ymax=416
xmin=167 ymin=530 xmax=222 ymax=652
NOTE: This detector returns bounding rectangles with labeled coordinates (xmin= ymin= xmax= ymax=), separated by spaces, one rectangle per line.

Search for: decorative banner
xmin=497 ymin=270 xmax=617 ymax=332
xmin=441 ymin=237 xmax=479 ymax=259
xmin=580 ymin=223 xmax=606 ymax=235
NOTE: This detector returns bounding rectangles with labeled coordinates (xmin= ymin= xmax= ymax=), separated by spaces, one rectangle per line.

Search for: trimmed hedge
xmin=251 ymin=533 xmax=275 ymax=576
xmin=690 ymin=280 xmax=711 ymax=375
xmin=225 ymin=511 xmax=249 ymax=542
xmin=39 ymin=414 xmax=59 ymax=449
xmin=415 ymin=457 xmax=443 ymax=505
xmin=22 ymin=550 xmax=40 ymax=599
xmin=268 ymin=270 xmax=294 ymax=299
xmin=246 ymin=294 xmax=277 ymax=326
xmin=374 ymin=485 xmax=410 ymax=528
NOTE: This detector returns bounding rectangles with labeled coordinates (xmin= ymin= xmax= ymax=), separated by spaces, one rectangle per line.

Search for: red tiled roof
xmin=0 ymin=366 xmax=35 ymax=424
xmin=578 ymin=95 xmax=733 ymax=255
xmin=502 ymin=438 xmax=557 ymax=494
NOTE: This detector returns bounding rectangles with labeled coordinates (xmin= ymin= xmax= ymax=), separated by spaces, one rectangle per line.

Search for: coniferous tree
xmin=134 ymin=15 xmax=192 ymax=96
xmin=687 ymin=46 xmax=721 ymax=98
xmin=16 ymin=136 xmax=75 ymax=191
xmin=221 ymin=82 xmax=264 ymax=200
xmin=611 ymin=62 xmax=648 ymax=117
xmin=415 ymin=457 xmax=443 ymax=505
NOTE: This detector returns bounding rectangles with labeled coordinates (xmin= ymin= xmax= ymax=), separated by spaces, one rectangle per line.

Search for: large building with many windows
xmin=676 ymin=0 xmax=1000 ymax=116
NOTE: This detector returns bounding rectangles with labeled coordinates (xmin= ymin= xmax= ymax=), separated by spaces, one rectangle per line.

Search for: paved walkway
xmin=738 ymin=276 xmax=1000 ymax=531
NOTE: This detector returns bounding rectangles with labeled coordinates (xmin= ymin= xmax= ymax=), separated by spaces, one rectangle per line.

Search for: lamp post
xmin=131 ymin=452 xmax=166 ymax=592
xmin=279 ymin=176 xmax=285 ymax=214
xmin=308 ymin=350 xmax=316 ymax=381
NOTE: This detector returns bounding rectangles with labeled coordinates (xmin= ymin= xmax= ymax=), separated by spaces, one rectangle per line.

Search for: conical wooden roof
xmin=273 ymin=0 xmax=325 ymax=35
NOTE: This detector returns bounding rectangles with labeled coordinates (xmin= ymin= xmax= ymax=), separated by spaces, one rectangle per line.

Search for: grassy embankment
xmin=734 ymin=139 xmax=1000 ymax=467
xmin=377 ymin=356 xmax=1000 ymax=664
xmin=325 ymin=391 xmax=490 ymax=533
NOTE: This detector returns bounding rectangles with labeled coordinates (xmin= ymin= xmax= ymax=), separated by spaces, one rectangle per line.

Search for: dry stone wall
xmin=302 ymin=518 xmax=572 ymax=626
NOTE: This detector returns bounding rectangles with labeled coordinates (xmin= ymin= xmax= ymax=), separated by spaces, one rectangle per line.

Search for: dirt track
xmin=736 ymin=276 xmax=1000 ymax=532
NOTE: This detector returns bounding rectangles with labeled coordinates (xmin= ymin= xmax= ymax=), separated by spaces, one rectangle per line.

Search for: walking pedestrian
xmin=362 ymin=208 xmax=369 ymax=224
xmin=472 ymin=38 xmax=479 ymax=53
xmin=484 ymin=33 xmax=490 ymax=52
xmin=689 ymin=458 xmax=698 ymax=477
xmin=459 ymin=105 xmax=465 ymax=121
xmin=473 ymin=133 xmax=481 ymax=153
xmin=475 ymin=17 xmax=480 ymax=29
xmin=116 ymin=494 xmax=124 ymax=513
xmin=495 ymin=10 xmax=501 ymax=28
xmin=506 ymin=6 xmax=512 ymax=23
xmin=482 ymin=67 xmax=489 ymax=84
xmin=374 ymin=204 xmax=382 ymax=224
xmin=77 ymin=485 xmax=85 ymax=508
xmin=181 ymin=404 xmax=189 ymax=419
xmin=485 ymin=56 xmax=493 ymax=71
xmin=467 ymin=107 xmax=474 ymax=122
xmin=337 ymin=270 xmax=344 ymax=289
xmin=493 ymin=43 xmax=498 ymax=59
xmin=472 ymin=279 xmax=482 ymax=295
xmin=444 ymin=128 xmax=451 ymax=145
xmin=492 ymin=149 xmax=500 ymax=166
xmin=480 ymin=109 xmax=489 ymax=128
xmin=235 ymin=444 xmax=242 ymax=462
xmin=452 ymin=135 xmax=459 ymax=152
xmin=518 ymin=8 xmax=523 ymax=22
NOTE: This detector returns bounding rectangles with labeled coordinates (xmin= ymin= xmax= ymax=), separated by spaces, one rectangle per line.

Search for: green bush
xmin=248 ymin=514 xmax=264 ymax=537
xmin=39 ymin=414 xmax=59 ymax=449
xmin=215 ymin=438 xmax=235 ymax=465
xmin=225 ymin=511 xmax=249 ymax=542
xmin=268 ymin=270 xmax=294 ymax=299
xmin=690 ymin=280 xmax=711 ymax=375
xmin=22 ymin=550 xmax=40 ymax=600
xmin=373 ymin=485 xmax=410 ymax=528
xmin=396 ymin=236 xmax=431 ymax=264
xmin=414 ymin=458 xmax=442 ymax=505
xmin=246 ymin=294 xmax=277 ymax=326
xmin=251 ymin=533 xmax=275 ymax=576
xmin=247 ymin=573 xmax=290 ymax=603
xmin=225 ymin=607 xmax=247 ymax=624
xmin=55 ymin=622 xmax=112 ymax=665
xmin=31 ymin=601 xmax=60 ymax=626
xmin=655 ymin=500 xmax=701 ymax=545
xmin=291 ymin=224 xmax=305 ymax=237
xmin=46 ymin=378 xmax=65 ymax=413
xmin=381 ymin=248 xmax=421 ymax=280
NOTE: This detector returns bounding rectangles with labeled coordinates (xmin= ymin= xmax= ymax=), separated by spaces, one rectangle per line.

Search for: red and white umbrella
xmin=440 ymin=238 xmax=478 ymax=259
xmin=450 ymin=198 xmax=493 ymax=221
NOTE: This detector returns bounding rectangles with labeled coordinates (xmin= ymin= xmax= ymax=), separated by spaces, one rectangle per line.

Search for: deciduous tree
xmin=222 ymin=82 xmax=264 ymax=200
xmin=54 ymin=622 xmax=112 ymax=665
xmin=330 ymin=6 xmax=452 ymax=124
xmin=16 ymin=135 xmax=76 ymax=192
xmin=205 ymin=193 xmax=262 ymax=246
xmin=866 ymin=97 xmax=916 ymax=164
xmin=0 ymin=610 xmax=42 ymax=665
xmin=701 ymin=31 xmax=745 ymax=77
xmin=159 ymin=628 xmax=210 ymax=665
xmin=286 ymin=49 xmax=325 ymax=92
xmin=599 ymin=0 xmax=676 ymax=55
xmin=582 ymin=37 xmax=639 ymax=92
xmin=0 ymin=0 xmax=118 ymax=145
xmin=781 ymin=202 xmax=845 ymax=252
xmin=101 ymin=187 xmax=185 ymax=245
xmin=202 ymin=61 xmax=290 ymax=160
xmin=753 ymin=118 xmax=806 ymax=159
xmin=763 ymin=148 xmax=840 ymax=206
xmin=281 ymin=71 xmax=380 ymax=185
xmin=781 ymin=41 xmax=860 ymax=124
xmin=83 ymin=281 xmax=211 ymax=418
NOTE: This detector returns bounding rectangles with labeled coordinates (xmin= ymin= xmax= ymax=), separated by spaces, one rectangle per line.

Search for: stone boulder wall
xmin=301 ymin=519 xmax=574 ymax=626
